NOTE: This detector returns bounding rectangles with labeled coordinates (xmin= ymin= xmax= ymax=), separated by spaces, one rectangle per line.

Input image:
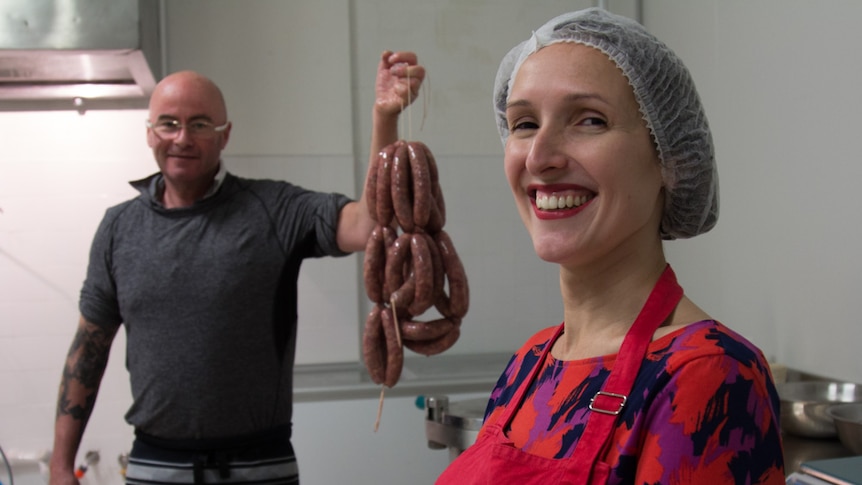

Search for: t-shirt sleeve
xmin=633 ymin=354 xmax=785 ymax=484
xmin=267 ymin=181 xmax=352 ymax=259
xmin=79 ymin=208 xmax=124 ymax=329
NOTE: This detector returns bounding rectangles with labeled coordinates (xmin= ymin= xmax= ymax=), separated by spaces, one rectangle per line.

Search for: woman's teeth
xmin=535 ymin=193 xmax=592 ymax=210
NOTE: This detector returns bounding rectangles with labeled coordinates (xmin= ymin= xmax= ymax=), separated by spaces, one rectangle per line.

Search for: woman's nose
xmin=525 ymin=127 xmax=568 ymax=174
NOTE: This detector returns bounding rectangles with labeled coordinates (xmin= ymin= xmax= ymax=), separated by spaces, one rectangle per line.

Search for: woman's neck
xmin=553 ymin=252 xmax=669 ymax=361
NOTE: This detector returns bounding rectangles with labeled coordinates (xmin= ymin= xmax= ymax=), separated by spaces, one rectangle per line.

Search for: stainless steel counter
xmin=296 ymin=355 xmax=860 ymax=475
xmin=783 ymin=433 xmax=854 ymax=473
xmin=293 ymin=352 xmax=511 ymax=402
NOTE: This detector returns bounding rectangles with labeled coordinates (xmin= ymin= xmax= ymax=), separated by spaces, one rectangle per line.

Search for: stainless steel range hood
xmin=0 ymin=0 xmax=162 ymax=112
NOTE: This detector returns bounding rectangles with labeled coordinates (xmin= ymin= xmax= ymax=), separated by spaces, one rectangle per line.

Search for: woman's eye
xmin=510 ymin=120 xmax=538 ymax=132
xmin=580 ymin=117 xmax=607 ymax=127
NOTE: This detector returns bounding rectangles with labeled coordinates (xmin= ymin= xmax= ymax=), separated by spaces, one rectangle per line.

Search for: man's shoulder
xmin=103 ymin=196 xmax=143 ymax=220
xmin=226 ymin=173 xmax=299 ymax=195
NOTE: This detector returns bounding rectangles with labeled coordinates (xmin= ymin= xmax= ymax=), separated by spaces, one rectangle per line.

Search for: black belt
xmin=134 ymin=424 xmax=290 ymax=451
xmin=133 ymin=425 xmax=292 ymax=484
xmin=192 ymin=451 xmax=230 ymax=483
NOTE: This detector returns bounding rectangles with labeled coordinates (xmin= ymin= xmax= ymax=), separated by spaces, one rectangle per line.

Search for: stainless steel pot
xmin=778 ymin=381 xmax=862 ymax=438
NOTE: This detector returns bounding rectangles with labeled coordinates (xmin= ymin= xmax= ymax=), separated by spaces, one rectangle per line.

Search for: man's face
xmin=146 ymin=73 xmax=231 ymax=189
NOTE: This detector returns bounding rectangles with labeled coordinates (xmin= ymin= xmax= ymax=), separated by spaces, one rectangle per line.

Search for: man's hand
xmin=374 ymin=50 xmax=426 ymax=117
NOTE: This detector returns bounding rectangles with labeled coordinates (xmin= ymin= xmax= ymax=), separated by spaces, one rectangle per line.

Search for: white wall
xmin=0 ymin=110 xmax=150 ymax=482
xmin=2 ymin=1 xmax=862 ymax=484
xmin=644 ymin=1 xmax=862 ymax=384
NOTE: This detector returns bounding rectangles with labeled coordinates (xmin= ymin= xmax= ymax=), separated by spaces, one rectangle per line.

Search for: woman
xmin=436 ymin=8 xmax=784 ymax=485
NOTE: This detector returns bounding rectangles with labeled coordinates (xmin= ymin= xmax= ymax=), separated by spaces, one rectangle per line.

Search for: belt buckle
xmin=589 ymin=391 xmax=627 ymax=415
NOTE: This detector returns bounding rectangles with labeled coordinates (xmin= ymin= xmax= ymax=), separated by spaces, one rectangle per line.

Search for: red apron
xmin=436 ymin=265 xmax=683 ymax=485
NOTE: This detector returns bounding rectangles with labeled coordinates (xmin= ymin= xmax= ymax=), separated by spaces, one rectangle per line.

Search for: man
xmin=49 ymin=51 xmax=425 ymax=485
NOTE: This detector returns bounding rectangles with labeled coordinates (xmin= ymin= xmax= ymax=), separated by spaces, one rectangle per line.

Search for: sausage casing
xmin=408 ymin=233 xmax=434 ymax=316
xmin=434 ymin=230 xmax=469 ymax=319
xmin=381 ymin=306 xmax=403 ymax=387
xmin=423 ymin=232 xmax=445 ymax=300
xmin=390 ymin=272 xmax=416 ymax=312
xmin=375 ymin=145 xmax=395 ymax=225
xmin=363 ymin=225 xmax=386 ymax=303
xmin=400 ymin=317 xmax=459 ymax=342
xmin=391 ymin=143 xmax=414 ymax=232
xmin=403 ymin=321 xmax=461 ymax=357
xmin=423 ymin=143 xmax=446 ymax=229
xmin=407 ymin=142 xmax=433 ymax=229
xmin=384 ymin=232 xmax=413 ymax=304
xmin=362 ymin=305 xmax=386 ymax=385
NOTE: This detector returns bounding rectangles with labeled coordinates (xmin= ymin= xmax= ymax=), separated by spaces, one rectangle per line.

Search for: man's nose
xmin=172 ymin=126 xmax=193 ymax=145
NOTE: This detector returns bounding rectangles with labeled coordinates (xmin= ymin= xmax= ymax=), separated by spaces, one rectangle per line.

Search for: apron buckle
xmin=589 ymin=391 xmax=627 ymax=415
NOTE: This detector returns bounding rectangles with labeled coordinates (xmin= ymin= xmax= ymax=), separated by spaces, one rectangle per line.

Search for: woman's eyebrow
xmin=506 ymin=92 xmax=610 ymax=112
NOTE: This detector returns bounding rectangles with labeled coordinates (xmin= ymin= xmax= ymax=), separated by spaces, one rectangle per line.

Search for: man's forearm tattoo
xmin=56 ymin=324 xmax=115 ymax=421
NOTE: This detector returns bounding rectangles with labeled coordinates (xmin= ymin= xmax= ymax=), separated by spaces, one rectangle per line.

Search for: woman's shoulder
xmin=652 ymin=320 xmax=773 ymax=377
xmin=659 ymin=319 xmax=763 ymax=352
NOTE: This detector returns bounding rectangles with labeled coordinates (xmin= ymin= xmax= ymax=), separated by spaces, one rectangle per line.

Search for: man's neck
xmin=159 ymin=164 xmax=224 ymax=209
xmin=161 ymin=184 xmax=208 ymax=209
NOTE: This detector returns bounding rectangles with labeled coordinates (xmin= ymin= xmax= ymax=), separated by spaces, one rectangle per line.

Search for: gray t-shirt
xmin=80 ymin=171 xmax=351 ymax=440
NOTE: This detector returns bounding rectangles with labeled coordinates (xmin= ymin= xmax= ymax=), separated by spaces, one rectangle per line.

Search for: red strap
xmin=566 ymin=265 xmax=683 ymax=481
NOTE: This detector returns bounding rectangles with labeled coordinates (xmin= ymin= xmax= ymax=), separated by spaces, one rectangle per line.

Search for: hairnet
xmin=493 ymin=8 xmax=718 ymax=240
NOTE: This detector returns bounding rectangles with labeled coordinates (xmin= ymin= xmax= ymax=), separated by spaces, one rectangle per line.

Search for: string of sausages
xmin=362 ymin=140 xmax=469 ymax=388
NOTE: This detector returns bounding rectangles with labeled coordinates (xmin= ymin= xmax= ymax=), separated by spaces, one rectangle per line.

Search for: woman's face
xmin=504 ymin=42 xmax=664 ymax=268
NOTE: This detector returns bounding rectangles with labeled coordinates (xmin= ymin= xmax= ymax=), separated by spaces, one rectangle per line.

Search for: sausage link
xmin=434 ymin=230 xmax=470 ymax=319
xmin=363 ymin=225 xmax=386 ymax=303
xmin=381 ymin=226 xmax=398 ymax=303
xmin=375 ymin=144 xmax=396 ymax=226
xmin=365 ymin=149 xmax=380 ymax=222
xmin=400 ymin=317 xmax=458 ymax=342
xmin=390 ymin=272 xmax=415 ymax=314
xmin=422 ymin=143 xmax=446 ymax=228
xmin=407 ymin=142 xmax=433 ymax=229
xmin=423 ymin=232 xmax=445 ymax=301
xmin=408 ymin=233 xmax=434 ymax=316
xmin=384 ymin=232 xmax=413 ymax=304
xmin=362 ymin=304 xmax=386 ymax=385
xmin=426 ymin=196 xmax=445 ymax=234
xmin=403 ymin=321 xmax=461 ymax=356
xmin=432 ymin=187 xmax=446 ymax=228
xmin=381 ymin=306 xmax=404 ymax=387
xmin=381 ymin=225 xmax=398 ymax=246
xmin=391 ymin=143 xmax=414 ymax=232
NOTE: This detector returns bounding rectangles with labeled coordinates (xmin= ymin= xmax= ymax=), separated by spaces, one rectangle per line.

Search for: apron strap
xmin=566 ymin=264 xmax=683 ymax=478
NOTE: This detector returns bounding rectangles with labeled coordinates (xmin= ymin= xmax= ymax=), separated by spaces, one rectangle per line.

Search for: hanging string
xmin=406 ymin=66 xmax=412 ymax=140
xmin=420 ymin=73 xmax=429 ymax=132
xmin=398 ymin=64 xmax=430 ymax=141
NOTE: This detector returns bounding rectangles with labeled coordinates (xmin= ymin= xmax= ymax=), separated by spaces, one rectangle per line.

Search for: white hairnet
xmin=493 ymin=8 xmax=718 ymax=240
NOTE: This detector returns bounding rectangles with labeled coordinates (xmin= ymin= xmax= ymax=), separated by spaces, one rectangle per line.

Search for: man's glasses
xmin=146 ymin=119 xmax=229 ymax=139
